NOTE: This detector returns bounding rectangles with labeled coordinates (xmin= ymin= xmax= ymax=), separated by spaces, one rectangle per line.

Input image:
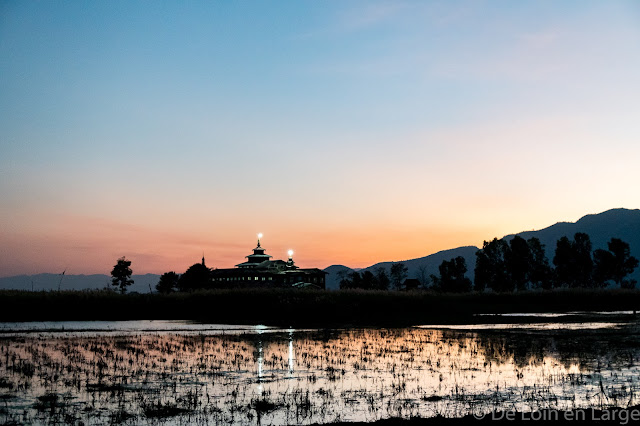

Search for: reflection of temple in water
xmin=210 ymin=235 xmax=326 ymax=289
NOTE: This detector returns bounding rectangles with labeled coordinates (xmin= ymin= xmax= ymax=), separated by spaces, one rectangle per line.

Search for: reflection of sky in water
xmin=417 ymin=322 xmax=622 ymax=331
xmin=476 ymin=311 xmax=636 ymax=317
xmin=0 ymin=320 xmax=280 ymax=334
xmin=2 ymin=320 xmax=640 ymax=424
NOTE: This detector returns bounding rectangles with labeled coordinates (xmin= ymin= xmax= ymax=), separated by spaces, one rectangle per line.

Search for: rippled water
xmin=1 ymin=317 xmax=639 ymax=424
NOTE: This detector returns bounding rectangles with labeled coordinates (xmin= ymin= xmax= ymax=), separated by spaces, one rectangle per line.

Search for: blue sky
xmin=1 ymin=1 xmax=639 ymax=276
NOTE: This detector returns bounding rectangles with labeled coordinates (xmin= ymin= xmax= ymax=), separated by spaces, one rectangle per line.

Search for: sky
xmin=1 ymin=1 xmax=640 ymax=277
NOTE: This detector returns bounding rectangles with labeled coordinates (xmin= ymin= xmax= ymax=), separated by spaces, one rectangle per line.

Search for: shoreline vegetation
xmin=1 ymin=288 xmax=639 ymax=326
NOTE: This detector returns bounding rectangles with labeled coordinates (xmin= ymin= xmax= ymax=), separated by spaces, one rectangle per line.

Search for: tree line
xmin=338 ymin=263 xmax=408 ymax=291
xmin=155 ymin=262 xmax=211 ymax=293
xmin=109 ymin=233 xmax=638 ymax=294
xmin=109 ymin=257 xmax=212 ymax=294
xmin=336 ymin=233 xmax=638 ymax=293
xmin=471 ymin=234 xmax=638 ymax=293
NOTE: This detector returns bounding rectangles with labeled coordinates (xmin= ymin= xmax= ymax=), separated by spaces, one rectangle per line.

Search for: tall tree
xmin=553 ymin=233 xmax=594 ymax=288
xmin=336 ymin=269 xmax=351 ymax=288
xmin=506 ymin=236 xmax=532 ymax=291
xmin=360 ymin=270 xmax=376 ymax=290
xmin=434 ymin=257 xmax=472 ymax=293
xmin=390 ymin=262 xmax=408 ymax=290
xmin=375 ymin=267 xmax=390 ymax=291
xmin=156 ymin=271 xmax=179 ymax=294
xmin=475 ymin=238 xmax=511 ymax=292
xmin=573 ymin=233 xmax=594 ymax=287
xmin=339 ymin=269 xmax=392 ymax=291
xmin=177 ymin=263 xmax=212 ymax=291
xmin=553 ymin=236 xmax=574 ymax=287
xmin=527 ymin=237 xmax=552 ymax=290
xmin=339 ymin=271 xmax=360 ymax=289
xmin=416 ymin=265 xmax=430 ymax=288
xmin=608 ymin=238 xmax=639 ymax=289
xmin=594 ymin=238 xmax=639 ymax=289
xmin=593 ymin=248 xmax=615 ymax=287
xmin=111 ymin=256 xmax=134 ymax=294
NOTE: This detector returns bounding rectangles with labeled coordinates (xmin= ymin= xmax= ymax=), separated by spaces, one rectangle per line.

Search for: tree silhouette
xmin=340 ymin=271 xmax=361 ymax=289
xmin=553 ymin=233 xmax=594 ymax=288
xmin=506 ymin=236 xmax=532 ymax=291
xmin=573 ymin=233 xmax=594 ymax=287
xmin=361 ymin=270 xmax=377 ymax=290
xmin=390 ymin=262 xmax=408 ymax=290
xmin=608 ymin=238 xmax=639 ymax=288
xmin=502 ymin=236 xmax=551 ymax=291
xmin=416 ymin=265 xmax=430 ymax=288
xmin=433 ymin=257 xmax=472 ymax=293
xmin=593 ymin=248 xmax=614 ymax=287
xmin=475 ymin=238 xmax=510 ymax=292
xmin=594 ymin=238 xmax=639 ymax=289
xmin=177 ymin=263 xmax=211 ymax=291
xmin=375 ymin=267 xmax=390 ymax=291
xmin=111 ymin=256 xmax=134 ymax=294
xmin=156 ymin=271 xmax=179 ymax=294
xmin=527 ymin=237 xmax=552 ymax=289
xmin=553 ymin=236 xmax=573 ymax=287
xmin=336 ymin=269 xmax=350 ymax=288
xmin=339 ymin=269 xmax=391 ymax=290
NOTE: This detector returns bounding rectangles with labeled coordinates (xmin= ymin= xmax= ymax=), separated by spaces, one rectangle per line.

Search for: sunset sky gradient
xmin=1 ymin=1 xmax=639 ymax=276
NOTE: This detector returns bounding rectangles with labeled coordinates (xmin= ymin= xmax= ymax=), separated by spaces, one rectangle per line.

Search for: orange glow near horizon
xmin=2 ymin=2 xmax=640 ymax=278
xmin=1 ymin=198 xmax=635 ymax=278
xmin=0 ymin=208 xmax=532 ymax=277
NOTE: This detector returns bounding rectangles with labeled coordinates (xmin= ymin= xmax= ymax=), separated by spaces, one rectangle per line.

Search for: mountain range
xmin=1 ymin=208 xmax=639 ymax=291
xmin=323 ymin=208 xmax=640 ymax=290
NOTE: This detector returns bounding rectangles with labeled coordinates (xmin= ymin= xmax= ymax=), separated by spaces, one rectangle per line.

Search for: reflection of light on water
xmin=567 ymin=364 xmax=581 ymax=374
xmin=257 ymin=326 xmax=264 ymax=394
xmin=4 ymin=325 xmax=640 ymax=424
xmin=288 ymin=329 xmax=294 ymax=375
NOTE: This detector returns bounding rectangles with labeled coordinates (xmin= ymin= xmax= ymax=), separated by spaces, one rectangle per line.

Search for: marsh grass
xmin=142 ymin=400 xmax=192 ymax=418
xmin=2 ymin=324 xmax=640 ymax=424
xmin=2 ymin=288 xmax=640 ymax=326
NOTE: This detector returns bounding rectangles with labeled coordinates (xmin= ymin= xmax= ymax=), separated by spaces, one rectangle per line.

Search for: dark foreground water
xmin=1 ymin=315 xmax=639 ymax=425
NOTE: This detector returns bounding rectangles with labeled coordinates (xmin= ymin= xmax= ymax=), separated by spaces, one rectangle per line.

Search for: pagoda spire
xmin=286 ymin=249 xmax=297 ymax=269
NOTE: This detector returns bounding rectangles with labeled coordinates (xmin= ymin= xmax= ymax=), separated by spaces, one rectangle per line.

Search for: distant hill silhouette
xmin=323 ymin=265 xmax=355 ymax=290
xmin=324 ymin=247 xmax=479 ymax=290
xmin=324 ymin=208 xmax=640 ymax=290
xmin=503 ymin=208 xmax=640 ymax=285
xmin=0 ymin=273 xmax=160 ymax=293
xmin=2 ymin=209 xmax=638 ymax=292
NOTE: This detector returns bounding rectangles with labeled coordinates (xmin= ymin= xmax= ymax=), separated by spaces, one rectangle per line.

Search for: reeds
xmin=1 ymin=325 xmax=640 ymax=424
xmin=2 ymin=288 xmax=640 ymax=327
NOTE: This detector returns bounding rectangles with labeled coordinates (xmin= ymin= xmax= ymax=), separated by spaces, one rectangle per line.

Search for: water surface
xmin=1 ymin=316 xmax=639 ymax=424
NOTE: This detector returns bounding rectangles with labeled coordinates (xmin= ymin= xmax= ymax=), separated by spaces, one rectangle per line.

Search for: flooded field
xmin=1 ymin=317 xmax=640 ymax=425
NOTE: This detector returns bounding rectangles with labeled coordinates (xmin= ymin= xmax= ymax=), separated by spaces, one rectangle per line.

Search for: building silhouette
xmin=210 ymin=236 xmax=326 ymax=289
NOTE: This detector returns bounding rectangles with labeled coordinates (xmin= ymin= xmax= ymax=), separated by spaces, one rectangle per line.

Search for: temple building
xmin=210 ymin=235 xmax=326 ymax=289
